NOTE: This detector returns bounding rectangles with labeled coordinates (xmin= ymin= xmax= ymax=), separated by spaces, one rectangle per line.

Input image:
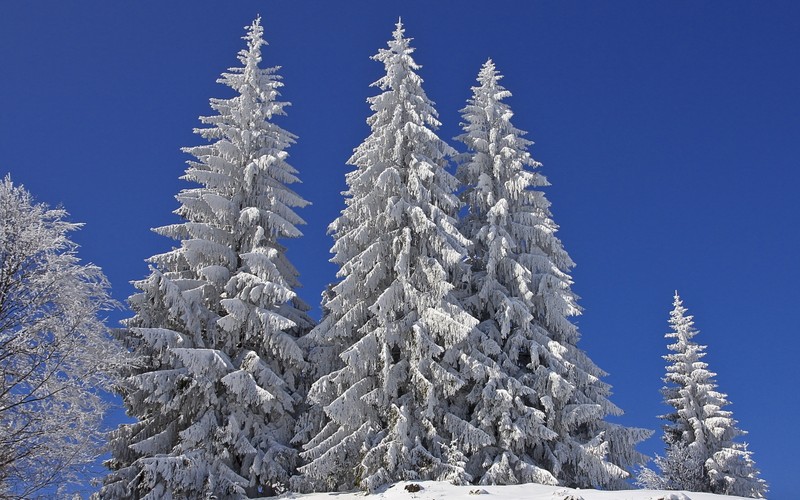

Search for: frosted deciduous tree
xmin=637 ymin=292 xmax=766 ymax=498
xmin=99 ymin=17 xmax=311 ymax=499
xmin=0 ymin=176 xmax=121 ymax=499
xmin=296 ymin=21 xmax=478 ymax=492
xmin=454 ymin=60 xmax=650 ymax=489
xmin=635 ymin=441 xmax=706 ymax=492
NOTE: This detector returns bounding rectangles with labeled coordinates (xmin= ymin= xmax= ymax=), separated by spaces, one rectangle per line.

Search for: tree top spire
xmin=243 ymin=15 xmax=266 ymax=52
xmin=477 ymin=58 xmax=502 ymax=86
xmin=393 ymin=17 xmax=405 ymax=41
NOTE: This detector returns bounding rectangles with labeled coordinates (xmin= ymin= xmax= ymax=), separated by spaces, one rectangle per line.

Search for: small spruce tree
xmin=99 ymin=17 xmax=311 ymax=499
xmin=296 ymin=21 xmax=478 ymax=492
xmin=637 ymin=292 xmax=767 ymax=498
xmin=454 ymin=59 xmax=650 ymax=489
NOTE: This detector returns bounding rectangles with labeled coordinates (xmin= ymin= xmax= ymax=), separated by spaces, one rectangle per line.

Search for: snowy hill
xmin=278 ymin=481 xmax=751 ymax=500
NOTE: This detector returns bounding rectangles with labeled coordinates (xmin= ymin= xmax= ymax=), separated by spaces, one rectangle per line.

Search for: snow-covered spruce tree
xmin=99 ymin=17 xmax=311 ymax=499
xmin=637 ymin=292 xmax=766 ymax=497
xmin=0 ymin=176 xmax=123 ymax=498
xmin=454 ymin=60 xmax=650 ymax=489
xmin=296 ymin=21 xmax=479 ymax=492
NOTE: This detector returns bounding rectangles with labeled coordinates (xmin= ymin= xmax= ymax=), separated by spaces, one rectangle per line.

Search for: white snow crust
xmin=274 ymin=480 xmax=751 ymax=500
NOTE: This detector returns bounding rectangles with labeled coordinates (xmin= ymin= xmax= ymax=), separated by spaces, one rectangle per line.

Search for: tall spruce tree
xmin=637 ymin=292 xmax=766 ymax=497
xmin=296 ymin=21 xmax=479 ymax=492
xmin=454 ymin=60 xmax=650 ymax=489
xmin=99 ymin=17 xmax=311 ymax=499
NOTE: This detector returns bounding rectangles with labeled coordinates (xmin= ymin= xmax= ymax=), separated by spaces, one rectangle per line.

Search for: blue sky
xmin=2 ymin=1 xmax=798 ymax=497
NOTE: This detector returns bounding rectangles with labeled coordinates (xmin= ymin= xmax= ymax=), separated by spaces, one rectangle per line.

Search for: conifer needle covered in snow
xmin=454 ymin=59 xmax=650 ymax=489
xmin=296 ymin=21 xmax=478 ymax=492
xmin=637 ymin=292 xmax=766 ymax=498
xmin=100 ymin=17 xmax=311 ymax=499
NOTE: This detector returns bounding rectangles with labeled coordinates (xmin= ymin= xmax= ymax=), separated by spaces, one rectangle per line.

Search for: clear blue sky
xmin=2 ymin=1 xmax=798 ymax=497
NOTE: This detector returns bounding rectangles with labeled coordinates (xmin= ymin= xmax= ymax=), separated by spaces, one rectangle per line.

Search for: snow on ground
xmin=278 ymin=481 xmax=751 ymax=500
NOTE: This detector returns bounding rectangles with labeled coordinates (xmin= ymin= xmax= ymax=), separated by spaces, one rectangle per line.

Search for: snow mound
xmin=276 ymin=481 xmax=752 ymax=500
